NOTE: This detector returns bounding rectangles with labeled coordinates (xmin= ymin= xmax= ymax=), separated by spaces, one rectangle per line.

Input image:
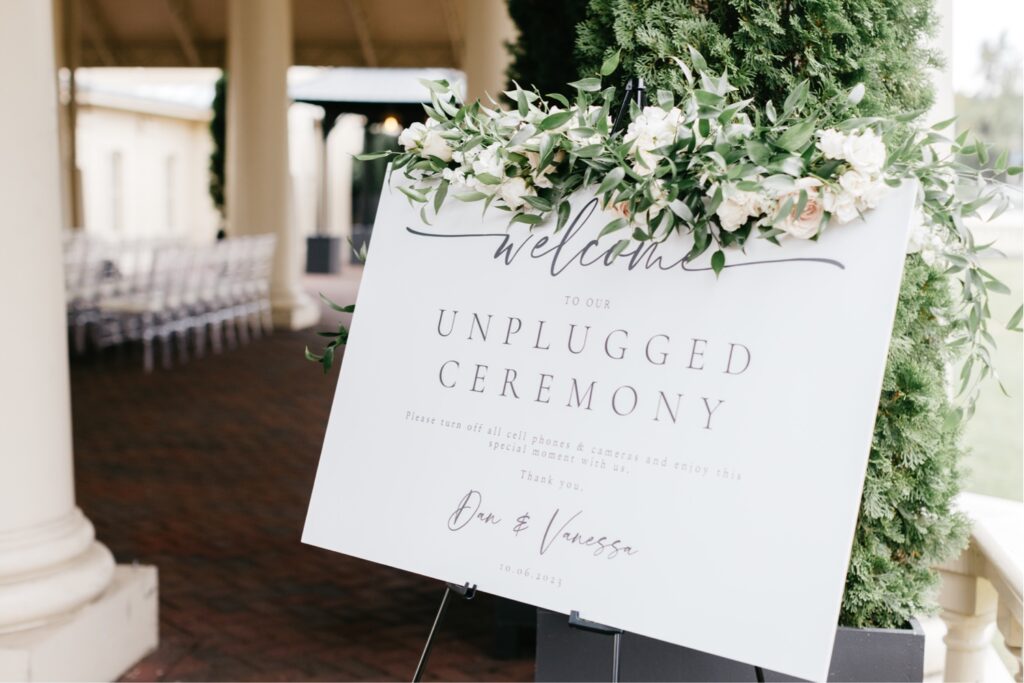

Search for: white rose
xmin=842 ymin=129 xmax=886 ymax=175
xmin=838 ymin=169 xmax=871 ymax=198
xmin=716 ymin=199 xmax=752 ymax=232
xmin=823 ymin=189 xmax=860 ymax=224
xmin=625 ymin=106 xmax=684 ymax=171
xmin=857 ymin=177 xmax=889 ymax=209
xmin=441 ymin=167 xmax=467 ymax=186
xmin=816 ymin=128 xmax=846 ymax=159
xmin=715 ymin=188 xmax=766 ymax=232
xmin=777 ymin=178 xmax=825 ymax=239
xmin=398 ymin=122 xmax=427 ymax=152
xmin=472 ymin=143 xmax=505 ymax=179
xmin=497 ymin=177 xmax=531 ymax=209
xmin=422 ymin=129 xmax=453 ymax=161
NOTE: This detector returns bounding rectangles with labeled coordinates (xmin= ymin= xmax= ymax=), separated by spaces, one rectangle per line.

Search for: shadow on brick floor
xmin=70 ymin=274 xmax=535 ymax=682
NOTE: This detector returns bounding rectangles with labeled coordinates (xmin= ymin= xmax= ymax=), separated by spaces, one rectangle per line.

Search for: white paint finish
xmin=0 ymin=0 xmax=77 ymax=534
xmin=0 ymin=8 xmax=156 ymax=670
xmin=304 ymin=180 xmax=917 ymax=681
xmin=226 ymin=0 xmax=319 ymax=329
xmin=326 ymin=114 xmax=367 ymax=242
xmin=938 ymin=494 xmax=1024 ymax=682
xmin=460 ymin=0 xmax=517 ymax=103
xmin=0 ymin=565 xmax=159 ymax=682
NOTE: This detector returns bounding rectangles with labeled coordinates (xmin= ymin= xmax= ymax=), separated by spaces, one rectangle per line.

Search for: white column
xmin=460 ymin=0 xmax=518 ymax=104
xmin=226 ymin=0 xmax=319 ymax=330
xmin=327 ymin=114 xmax=366 ymax=245
xmin=0 ymin=2 xmax=157 ymax=680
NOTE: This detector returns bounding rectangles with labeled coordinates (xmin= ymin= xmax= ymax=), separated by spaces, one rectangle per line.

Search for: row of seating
xmin=64 ymin=233 xmax=276 ymax=371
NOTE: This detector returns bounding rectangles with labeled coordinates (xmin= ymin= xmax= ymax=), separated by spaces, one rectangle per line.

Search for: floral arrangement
xmin=319 ymin=50 xmax=1020 ymax=413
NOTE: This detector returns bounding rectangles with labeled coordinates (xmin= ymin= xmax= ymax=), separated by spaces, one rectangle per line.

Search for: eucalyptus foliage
xmin=350 ymin=58 xmax=1018 ymax=424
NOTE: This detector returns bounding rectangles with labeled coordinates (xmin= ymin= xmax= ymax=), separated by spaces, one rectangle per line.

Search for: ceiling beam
xmin=343 ymin=0 xmax=377 ymax=67
xmin=163 ymin=0 xmax=201 ymax=67
xmin=80 ymin=0 xmax=117 ymax=67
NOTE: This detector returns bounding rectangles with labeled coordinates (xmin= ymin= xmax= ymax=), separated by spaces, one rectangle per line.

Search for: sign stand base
xmin=411 ymin=583 xmax=768 ymax=682
xmin=568 ymin=610 xmax=623 ymax=682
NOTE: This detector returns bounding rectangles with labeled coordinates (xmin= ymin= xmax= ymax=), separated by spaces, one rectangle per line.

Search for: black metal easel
xmin=612 ymin=76 xmax=646 ymax=132
xmin=412 ymin=582 xmax=477 ymax=682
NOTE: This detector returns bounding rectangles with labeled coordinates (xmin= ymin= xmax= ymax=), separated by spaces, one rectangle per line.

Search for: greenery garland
xmin=342 ymin=54 xmax=1019 ymax=406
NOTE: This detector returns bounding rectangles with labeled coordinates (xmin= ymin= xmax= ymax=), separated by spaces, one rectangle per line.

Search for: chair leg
xmin=74 ymin=321 xmax=88 ymax=354
xmin=194 ymin=322 xmax=206 ymax=359
xmin=224 ymin=314 xmax=237 ymax=349
xmin=177 ymin=326 xmax=189 ymax=364
xmin=143 ymin=337 xmax=154 ymax=373
xmin=161 ymin=334 xmax=172 ymax=370
xmin=261 ymin=299 xmax=273 ymax=335
xmin=211 ymin=319 xmax=223 ymax=354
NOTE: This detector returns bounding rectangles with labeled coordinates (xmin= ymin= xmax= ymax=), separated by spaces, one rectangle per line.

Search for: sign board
xmin=303 ymin=180 xmax=916 ymax=681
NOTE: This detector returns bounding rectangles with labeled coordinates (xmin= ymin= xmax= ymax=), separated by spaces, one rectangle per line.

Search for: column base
xmin=271 ymin=292 xmax=321 ymax=330
xmin=0 ymin=565 xmax=158 ymax=682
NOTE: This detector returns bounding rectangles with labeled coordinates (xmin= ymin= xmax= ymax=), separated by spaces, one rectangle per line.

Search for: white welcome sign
xmin=303 ymin=179 xmax=916 ymax=681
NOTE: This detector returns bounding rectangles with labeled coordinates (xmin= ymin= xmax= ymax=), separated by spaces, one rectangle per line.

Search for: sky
xmin=952 ymin=0 xmax=1024 ymax=95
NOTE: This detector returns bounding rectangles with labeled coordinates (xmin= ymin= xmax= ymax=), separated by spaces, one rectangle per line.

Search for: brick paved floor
xmin=70 ymin=268 xmax=535 ymax=682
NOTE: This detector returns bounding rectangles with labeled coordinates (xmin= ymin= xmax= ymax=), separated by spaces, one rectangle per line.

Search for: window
xmin=110 ymin=150 xmax=123 ymax=232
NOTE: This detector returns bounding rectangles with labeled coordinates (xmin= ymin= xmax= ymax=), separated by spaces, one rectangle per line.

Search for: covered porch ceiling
xmin=62 ymin=0 xmax=464 ymax=69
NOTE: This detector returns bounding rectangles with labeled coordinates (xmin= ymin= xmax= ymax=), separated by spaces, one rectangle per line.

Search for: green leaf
xmin=433 ymin=179 xmax=449 ymax=214
xmin=556 ymin=200 xmax=572 ymax=232
xmin=994 ymin=148 xmax=1009 ymax=172
xmin=318 ymin=292 xmax=355 ymax=313
xmin=599 ymin=217 xmax=628 ymax=238
xmin=539 ymin=110 xmax=575 ymax=130
xmin=931 ymin=116 xmax=957 ymax=131
xmin=847 ymin=83 xmax=865 ymax=106
xmin=398 ymin=186 xmax=428 ymax=203
xmin=599 ymin=50 xmax=620 ymax=77
xmin=1006 ymin=305 xmax=1023 ymax=332
xmin=596 ymin=166 xmax=626 ymax=196
xmin=474 ymin=172 xmax=502 ymax=185
xmin=687 ymin=46 xmax=707 ymax=72
xmin=775 ymin=120 xmax=816 ymax=152
xmin=523 ymin=195 xmax=553 ymax=211
xmin=711 ymin=250 xmax=725 ymax=277
xmin=355 ymin=151 xmax=393 ymax=161
xmin=454 ymin=191 xmax=489 ymax=202
xmin=783 ymin=80 xmax=809 ymax=114
xmin=511 ymin=213 xmax=544 ymax=225
xmin=567 ymin=77 xmax=602 ymax=93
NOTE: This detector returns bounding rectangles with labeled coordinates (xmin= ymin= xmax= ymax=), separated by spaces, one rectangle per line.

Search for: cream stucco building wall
xmin=76 ymin=100 xmax=221 ymax=243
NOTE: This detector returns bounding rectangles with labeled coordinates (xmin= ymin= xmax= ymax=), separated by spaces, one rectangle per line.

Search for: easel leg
xmin=412 ymin=582 xmax=476 ymax=683
xmin=611 ymin=631 xmax=622 ymax=683
xmin=413 ymin=585 xmax=452 ymax=683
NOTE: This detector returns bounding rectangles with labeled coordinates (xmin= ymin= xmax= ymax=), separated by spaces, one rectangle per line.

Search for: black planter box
xmin=535 ymin=608 xmax=924 ymax=682
xmin=306 ymin=235 xmax=342 ymax=274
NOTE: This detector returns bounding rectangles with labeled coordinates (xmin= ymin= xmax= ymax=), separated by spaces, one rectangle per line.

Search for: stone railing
xmin=936 ymin=492 xmax=1023 ymax=682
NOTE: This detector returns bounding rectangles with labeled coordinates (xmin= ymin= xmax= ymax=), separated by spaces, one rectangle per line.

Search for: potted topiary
xmin=501 ymin=0 xmax=1006 ymax=680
